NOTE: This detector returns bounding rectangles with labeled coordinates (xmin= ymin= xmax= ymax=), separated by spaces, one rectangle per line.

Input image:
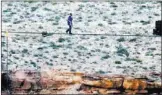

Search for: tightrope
xmin=1 ymin=31 xmax=161 ymax=37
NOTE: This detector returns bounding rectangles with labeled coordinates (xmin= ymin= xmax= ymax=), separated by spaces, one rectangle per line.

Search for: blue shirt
xmin=67 ymin=16 xmax=73 ymax=26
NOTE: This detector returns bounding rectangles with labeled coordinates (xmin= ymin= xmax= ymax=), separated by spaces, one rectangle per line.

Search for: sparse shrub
xmin=149 ymin=66 xmax=155 ymax=70
xmin=96 ymin=70 xmax=105 ymax=74
xmin=46 ymin=62 xmax=53 ymax=66
xmin=108 ymin=21 xmax=117 ymax=25
xmin=123 ymin=21 xmax=131 ymax=25
xmin=148 ymin=48 xmax=156 ymax=51
xmin=67 ymin=44 xmax=72 ymax=49
xmin=140 ymin=20 xmax=150 ymax=25
xmin=78 ymin=4 xmax=84 ymax=8
xmin=31 ymin=7 xmax=38 ymax=12
xmin=95 ymin=38 xmax=100 ymax=41
xmin=34 ymin=54 xmax=39 ymax=57
xmin=88 ymin=16 xmax=93 ymax=18
xmin=8 ymin=3 xmax=12 ymax=6
xmin=101 ymin=55 xmax=110 ymax=60
xmin=13 ymin=21 xmax=22 ymax=24
xmin=10 ymin=50 xmax=16 ymax=54
xmin=63 ymin=52 xmax=68 ymax=55
xmin=52 ymin=2 xmax=57 ymax=5
xmin=105 ymin=44 xmax=109 ymax=48
xmin=53 ymin=55 xmax=58 ymax=58
xmin=77 ymin=45 xmax=87 ymax=50
xmin=55 ymin=16 xmax=60 ymax=22
xmin=148 ymin=16 xmax=152 ymax=18
xmin=45 ymin=51 xmax=49 ymax=53
xmin=26 ymin=0 xmax=34 ymax=3
xmin=117 ymin=37 xmax=125 ymax=42
xmin=49 ymin=42 xmax=62 ymax=49
xmin=103 ymin=16 xmax=108 ymax=20
xmin=142 ymin=67 xmax=147 ymax=70
xmin=46 ymin=18 xmax=54 ymax=21
xmin=53 ymin=22 xmax=59 ymax=25
xmin=3 ymin=49 xmax=7 ymax=52
xmin=44 ymin=8 xmax=51 ymax=11
xmin=115 ymin=61 xmax=121 ymax=64
xmin=3 ymin=19 xmax=10 ymax=23
xmin=14 ymin=56 xmax=19 ymax=59
xmin=129 ymin=38 xmax=136 ymax=42
xmin=100 ymin=36 xmax=106 ymax=39
xmin=91 ymin=50 xmax=95 ymax=52
xmin=95 ymin=49 xmax=101 ymax=52
xmin=116 ymin=66 xmax=122 ymax=68
xmin=98 ymin=23 xmax=103 ymax=27
xmin=58 ymin=38 xmax=65 ymax=43
xmin=10 ymin=12 xmax=16 ymax=15
xmin=125 ymin=58 xmax=142 ymax=63
xmin=85 ymin=22 xmax=89 ymax=26
xmin=3 ymin=9 xmax=11 ymax=13
xmin=70 ymin=68 xmax=76 ymax=72
xmin=2 ymin=42 xmax=5 ymax=47
xmin=37 ymin=47 xmax=43 ymax=50
xmin=100 ymin=43 xmax=104 ymax=46
xmin=145 ymin=51 xmax=153 ymax=56
xmin=57 ymin=27 xmax=62 ymax=29
xmin=110 ymin=2 xmax=115 ymax=4
xmin=22 ymin=49 xmax=28 ymax=53
xmin=38 ymin=26 xmax=43 ymax=29
xmin=74 ymin=27 xmax=80 ymax=29
xmin=92 ymin=61 xmax=97 ymax=64
xmin=154 ymin=13 xmax=160 ymax=16
xmin=116 ymin=45 xmax=129 ymax=57
xmin=139 ymin=5 xmax=146 ymax=10
xmin=155 ymin=53 xmax=161 ymax=56
xmin=110 ymin=4 xmax=118 ymax=8
xmin=30 ymin=61 xmax=36 ymax=67
xmin=88 ymin=19 xmax=92 ymax=22
xmin=78 ymin=17 xmax=82 ymax=20
xmin=111 ymin=12 xmax=116 ymax=15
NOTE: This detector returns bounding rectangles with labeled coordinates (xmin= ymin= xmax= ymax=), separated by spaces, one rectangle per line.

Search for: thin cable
xmin=1 ymin=31 xmax=161 ymax=37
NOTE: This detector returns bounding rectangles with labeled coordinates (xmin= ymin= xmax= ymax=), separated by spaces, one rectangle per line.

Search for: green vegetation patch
xmin=101 ymin=55 xmax=110 ymax=60
xmin=49 ymin=42 xmax=62 ymax=49
xmin=125 ymin=58 xmax=142 ymax=63
xmin=116 ymin=45 xmax=129 ymax=57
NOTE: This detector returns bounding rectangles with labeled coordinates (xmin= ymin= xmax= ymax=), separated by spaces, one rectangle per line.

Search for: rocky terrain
xmin=1 ymin=70 xmax=162 ymax=94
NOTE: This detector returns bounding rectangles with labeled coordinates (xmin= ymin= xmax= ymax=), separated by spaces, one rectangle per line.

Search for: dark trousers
xmin=66 ymin=25 xmax=72 ymax=34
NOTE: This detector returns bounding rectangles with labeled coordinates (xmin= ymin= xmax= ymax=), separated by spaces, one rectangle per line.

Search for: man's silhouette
xmin=66 ymin=13 xmax=73 ymax=34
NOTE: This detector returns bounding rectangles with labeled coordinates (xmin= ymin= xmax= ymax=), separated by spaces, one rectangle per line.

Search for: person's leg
xmin=66 ymin=29 xmax=69 ymax=33
xmin=66 ymin=28 xmax=69 ymax=33
xmin=66 ymin=25 xmax=70 ymax=33
xmin=69 ymin=25 xmax=72 ymax=34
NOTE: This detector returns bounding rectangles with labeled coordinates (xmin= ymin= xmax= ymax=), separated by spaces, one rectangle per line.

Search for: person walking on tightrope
xmin=66 ymin=13 xmax=73 ymax=34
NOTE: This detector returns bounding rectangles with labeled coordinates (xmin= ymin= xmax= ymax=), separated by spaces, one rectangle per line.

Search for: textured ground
xmin=1 ymin=1 xmax=161 ymax=85
xmin=1 ymin=33 xmax=161 ymax=82
xmin=2 ymin=2 xmax=161 ymax=35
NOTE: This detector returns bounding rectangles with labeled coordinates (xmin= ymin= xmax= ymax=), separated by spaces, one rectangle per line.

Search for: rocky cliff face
xmin=2 ymin=70 xmax=162 ymax=94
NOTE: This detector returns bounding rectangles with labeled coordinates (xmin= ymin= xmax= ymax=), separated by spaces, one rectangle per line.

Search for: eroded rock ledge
xmin=2 ymin=70 xmax=162 ymax=94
